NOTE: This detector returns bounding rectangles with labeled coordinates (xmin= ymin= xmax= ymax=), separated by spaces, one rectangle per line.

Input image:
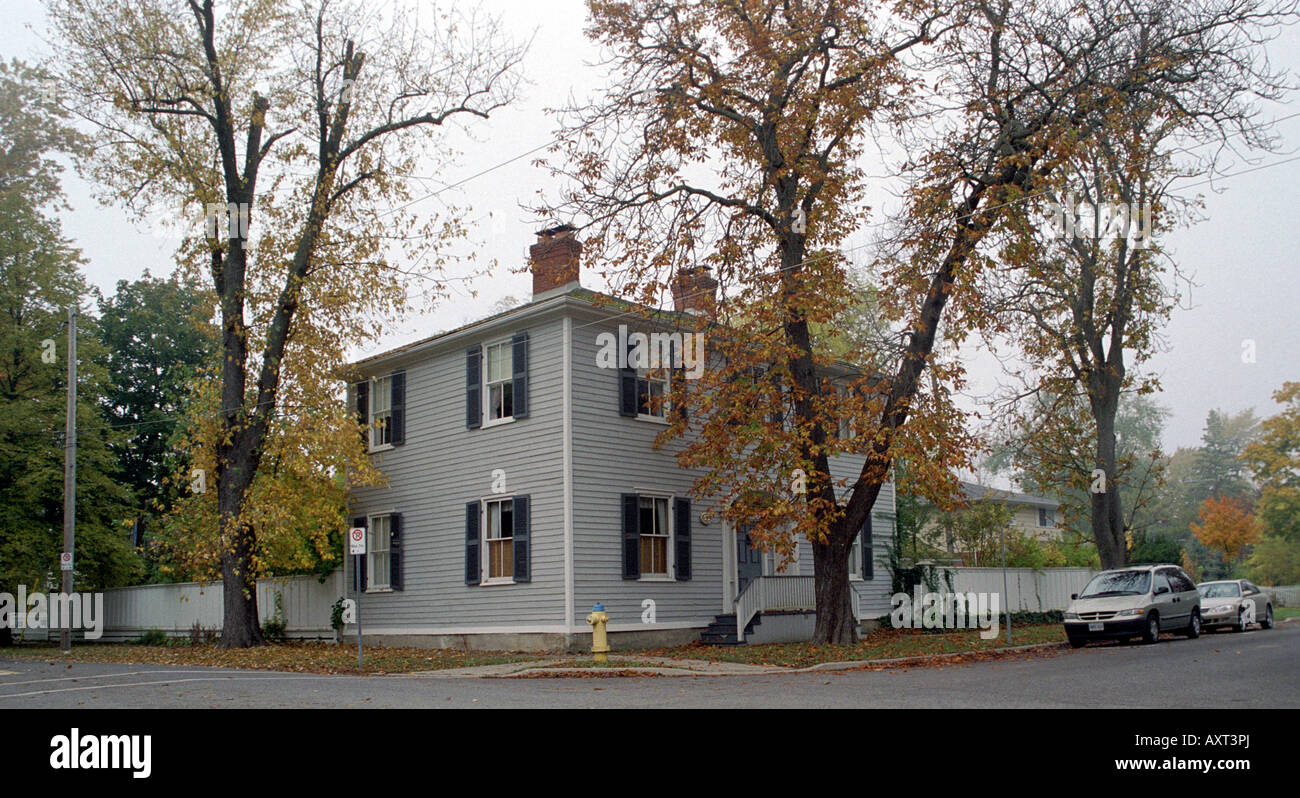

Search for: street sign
xmin=60 ymin=552 xmax=73 ymax=571
xmin=349 ymin=527 xmax=366 ymax=555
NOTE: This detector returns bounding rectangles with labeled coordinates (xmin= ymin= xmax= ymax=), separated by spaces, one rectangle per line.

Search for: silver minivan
xmin=1064 ymin=564 xmax=1202 ymax=648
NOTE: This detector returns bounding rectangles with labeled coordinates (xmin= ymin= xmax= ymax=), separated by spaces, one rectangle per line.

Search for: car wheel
xmin=1142 ymin=613 xmax=1160 ymax=644
xmin=1068 ymin=637 xmax=1087 ymax=649
xmin=1261 ymin=605 xmax=1274 ymax=630
xmin=1184 ymin=610 xmax=1201 ymax=639
xmin=1235 ymin=607 xmax=1248 ymax=632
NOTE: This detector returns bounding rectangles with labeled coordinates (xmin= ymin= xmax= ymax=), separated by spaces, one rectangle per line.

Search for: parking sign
xmin=349 ymin=527 xmax=366 ymax=555
xmin=60 ymin=552 xmax=73 ymax=571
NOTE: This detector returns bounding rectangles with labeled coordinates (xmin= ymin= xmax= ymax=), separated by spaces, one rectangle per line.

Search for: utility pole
xmin=61 ymin=305 xmax=77 ymax=653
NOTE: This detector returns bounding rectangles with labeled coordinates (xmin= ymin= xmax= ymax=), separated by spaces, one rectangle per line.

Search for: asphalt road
xmin=2 ymin=622 xmax=1296 ymax=708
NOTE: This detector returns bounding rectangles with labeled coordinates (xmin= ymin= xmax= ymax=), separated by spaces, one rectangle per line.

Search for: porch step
xmin=698 ymin=613 xmax=760 ymax=646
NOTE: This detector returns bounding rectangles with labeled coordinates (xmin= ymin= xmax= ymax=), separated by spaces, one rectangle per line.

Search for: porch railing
xmin=734 ymin=576 xmax=862 ymax=642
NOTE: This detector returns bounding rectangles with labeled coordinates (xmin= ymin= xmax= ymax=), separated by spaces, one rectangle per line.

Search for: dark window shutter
xmin=465 ymin=502 xmax=481 ymax=585
xmin=389 ymin=513 xmax=403 ymax=590
xmin=513 ymin=495 xmax=530 ymax=582
xmin=511 ymin=332 xmax=529 ymax=419
xmin=355 ymin=381 xmax=369 ymax=444
xmin=618 ymin=336 xmax=637 ymax=417
xmin=674 ymin=497 xmax=691 ymax=581
xmin=389 ymin=371 xmax=405 ymax=446
xmin=352 ymin=516 xmax=367 ymax=592
xmin=861 ymin=515 xmax=874 ymax=580
xmin=465 ymin=345 xmax=482 ymax=429
xmin=621 ymin=493 xmax=640 ymax=579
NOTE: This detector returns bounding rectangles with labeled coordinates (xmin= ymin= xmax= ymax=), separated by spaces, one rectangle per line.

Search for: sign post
xmin=349 ymin=527 xmax=366 ymax=667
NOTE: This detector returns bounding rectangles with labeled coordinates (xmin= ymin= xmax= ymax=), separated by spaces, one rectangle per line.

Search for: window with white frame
xmin=837 ymin=385 xmax=858 ymax=440
xmin=1038 ymin=507 xmax=1055 ymax=527
xmin=638 ymin=496 xmax=670 ymax=576
xmin=370 ymin=375 xmax=393 ymax=448
xmin=636 ymin=365 xmax=669 ymax=419
xmin=485 ymin=497 xmax=515 ymax=580
xmin=367 ymin=514 xmax=392 ymax=590
xmin=485 ymin=341 xmax=514 ymax=422
xmin=848 ymin=533 xmax=863 ymax=580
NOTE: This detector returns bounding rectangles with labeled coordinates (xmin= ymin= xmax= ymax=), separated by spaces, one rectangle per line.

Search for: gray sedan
xmin=1197 ymin=579 xmax=1275 ymax=631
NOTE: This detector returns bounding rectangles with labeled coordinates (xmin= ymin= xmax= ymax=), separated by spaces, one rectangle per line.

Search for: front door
xmin=736 ymin=526 xmax=763 ymax=597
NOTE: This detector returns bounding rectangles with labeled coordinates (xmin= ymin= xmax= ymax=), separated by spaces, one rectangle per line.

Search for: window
xmin=848 ymin=535 xmax=863 ymax=579
xmin=367 ymin=514 xmax=392 ymax=590
xmin=639 ymin=496 xmax=670 ymax=576
xmin=621 ymin=494 xmax=691 ymax=581
xmin=370 ymin=375 xmax=393 ymax=448
xmin=465 ymin=496 xmax=529 ymax=585
xmin=1153 ymin=572 xmax=1171 ymax=594
xmin=837 ymin=385 xmax=857 ymax=440
xmin=485 ymin=498 xmax=515 ymax=581
xmin=1038 ymin=507 xmax=1055 ymax=527
xmin=637 ymin=366 xmax=669 ymax=419
xmin=485 ymin=341 xmax=514 ymax=422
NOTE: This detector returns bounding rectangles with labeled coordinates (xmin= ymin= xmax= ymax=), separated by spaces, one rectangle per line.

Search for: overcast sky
xmin=4 ymin=0 xmax=1298 ymax=460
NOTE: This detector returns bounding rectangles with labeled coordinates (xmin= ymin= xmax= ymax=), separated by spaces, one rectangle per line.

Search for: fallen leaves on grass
xmin=1 ymin=641 xmax=534 ymax=675
xmin=640 ymin=624 xmax=1068 ymax=669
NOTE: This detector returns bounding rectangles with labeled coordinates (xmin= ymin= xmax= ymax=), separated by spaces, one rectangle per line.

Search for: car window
xmin=1079 ymin=570 xmax=1152 ymax=598
xmin=1169 ymin=571 xmax=1196 ymax=593
xmin=1198 ymin=582 xmax=1241 ymax=598
xmin=1153 ymin=572 xmax=1171 ymax=593
xmin=1242 ymin=582 xmax=1258 ymax=595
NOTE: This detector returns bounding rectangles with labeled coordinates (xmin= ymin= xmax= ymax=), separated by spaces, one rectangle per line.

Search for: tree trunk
xmin=1091 ymin=388 xmax=1128 ymax=569
xmin=218 ymin=471 xmax=264 ymax=648
xmin=811 ymin=534 xmax=857 ymax=644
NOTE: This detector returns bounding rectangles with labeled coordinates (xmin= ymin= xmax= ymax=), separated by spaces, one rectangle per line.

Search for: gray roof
xmin=959 ymin=481 xmax=1059 ymax=510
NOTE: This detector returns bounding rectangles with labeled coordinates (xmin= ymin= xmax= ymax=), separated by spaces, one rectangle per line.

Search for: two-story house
xmin=344 ymin=225 xmax=896 ymax=651
xmin=919 ymin=480 xmax=1064 ymax=559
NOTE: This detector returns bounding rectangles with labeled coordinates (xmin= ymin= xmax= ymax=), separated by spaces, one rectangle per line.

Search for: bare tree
xmin=48 ymin=0 xmax=526 ymax=645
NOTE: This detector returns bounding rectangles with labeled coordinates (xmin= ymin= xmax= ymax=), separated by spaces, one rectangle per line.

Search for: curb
xmin=485 ymin=640 xmax=1071 ymax=678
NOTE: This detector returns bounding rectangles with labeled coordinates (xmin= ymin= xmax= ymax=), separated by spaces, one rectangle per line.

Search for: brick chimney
xmin=530 ymin=224 xmax=582 ymax=298
xmin=671 ymin=266 xmax=719 ymax=315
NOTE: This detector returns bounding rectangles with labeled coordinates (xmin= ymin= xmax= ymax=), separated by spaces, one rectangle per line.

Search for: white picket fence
xmin=14 ymin=570 xmax=347 ymax=642
xmin=938 ymin=567 xmax=1097 ymax=612
xmin=1265 ymin=585 xmax=1299 ymax=607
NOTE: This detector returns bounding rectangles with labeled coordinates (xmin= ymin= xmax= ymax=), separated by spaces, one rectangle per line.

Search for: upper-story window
xmin=485 ymin=340 xmax=514 ymax=422
xmin=637 ymin=366 xmax=669 ymax=419
xmin=466 ymin=333 xmax=529 ymax=430
xmin=1038 ymin=507 xmax=1055 ymax=527
xmin=371 ymin=375 xmax=393 ymax=448
xmin=356 ymin=371 xmax=404 ymax=451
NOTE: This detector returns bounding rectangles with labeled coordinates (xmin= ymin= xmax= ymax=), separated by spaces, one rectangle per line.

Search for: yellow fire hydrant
xmin=586 ymin=603 xmax=611 ymax=663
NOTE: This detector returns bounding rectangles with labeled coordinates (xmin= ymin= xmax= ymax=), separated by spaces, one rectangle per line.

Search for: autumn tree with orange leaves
xmin=543 ymin=0 xmax=1298 ymax=644
xmin=1191 ymin=496 xmax=1261 ymax=564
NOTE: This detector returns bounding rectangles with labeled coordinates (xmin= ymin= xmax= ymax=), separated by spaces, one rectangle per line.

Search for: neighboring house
xmin=920 ymin=481 xmax=1063 ymax=556
xmin=345 ymin=225 xmax=896 ymax=651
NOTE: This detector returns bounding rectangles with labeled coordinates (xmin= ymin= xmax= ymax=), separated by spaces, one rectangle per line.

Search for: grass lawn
xmin=640 ymin=623 xmax=1068 ymax=669
xmin=0 ymin=640 xmax=536 ymax=675
xmin=1274 ymin=607 xmax=1300 ymax=621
